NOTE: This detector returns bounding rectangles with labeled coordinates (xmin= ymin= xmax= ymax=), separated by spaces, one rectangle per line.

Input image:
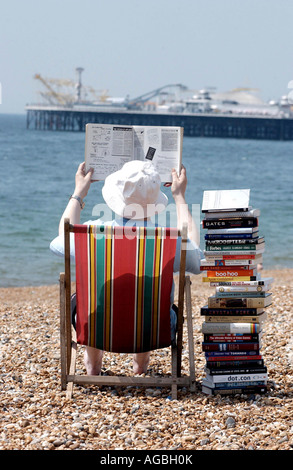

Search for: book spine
xmin=214 ymin=285 xmax=270 ymax=290
xmin=202 ymin=218 xmax=258 ymax=229
xmin=204 ymin=210 xmax=260 ymax=219
xmin=201 ymin=322 xmax=261 ymax=334
xmin=205 ymin=269 xmax=256 ymax=276
xmin=201 ymin=306 xmax=263 ymax=315
xmin=216 ymin=284 xmax=269 ymax=291
xmin=205 ymin=238 xmax=262 ymax=245
xmin=207 ymin=228 xmax=258 ymax=235
xmin=205 ymin=244 xmax=263 ymax=251
xmin=205 ymin=249 xmax=264 ymax=256
xmin=202 ymin=385 xmax=267 ymax=395
xmin=202 ymin=342 xmax=260 ymax=352
xmin=202 ymin=277 xmax=257 ymax=282
xmin=206 ymin=365 xmax=266 ymax=375
xmin=202 ymin=380 xmax=266 ymax=389
xmin=203 ymin=333 xmax=260 ymax=342
xmin=206 ymin=354 xmax=263 ymax=361
xmin=201 ymin=259 xmax=259 ymax=266
xmin=216 ymin=292 xmax=266 ymax=298
xmin=206 ymin=359 xmax=264 ymax=369
xmin=205 ymin=372 xmax=267 ymax=383
xmin=201 ymin=206 xmax=251 ymax=214
xmin=222 ymin=277 xmax=271 ymax=284
xmin=205 ymin=349 xmax=260 ymax=356
xmin=205 ymin=233 xmax=258 ymax=240
xmin=207 ymin=297 xmax=270 ymax=308
xmin=205 ymin=254 xmax=260 ymax=260
xmin=200 ymin=265 xmax=255 ymax=271
xmin=204 ymin=314 xmax=266 ymax=323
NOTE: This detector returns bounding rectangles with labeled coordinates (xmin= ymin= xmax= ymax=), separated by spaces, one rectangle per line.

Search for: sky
xmin=1 ymin=0 xmax=293 ymax=114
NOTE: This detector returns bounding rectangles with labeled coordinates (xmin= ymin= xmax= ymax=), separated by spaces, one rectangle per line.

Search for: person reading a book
xmin=50 ymin=160 xmax=203 ymax=375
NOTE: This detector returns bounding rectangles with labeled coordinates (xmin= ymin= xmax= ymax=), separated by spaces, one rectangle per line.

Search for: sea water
xmin=0 ymin=113 xmax=292 ymax=287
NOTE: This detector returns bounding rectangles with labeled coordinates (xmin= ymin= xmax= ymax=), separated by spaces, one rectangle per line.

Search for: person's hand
xmin=170 ymin=165 xmax=187 ymax=201
xmin=74 ymin=162 xmax=94 ymax=199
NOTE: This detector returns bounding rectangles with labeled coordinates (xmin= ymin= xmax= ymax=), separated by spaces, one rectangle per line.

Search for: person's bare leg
xmin=133 ymin=352 xmax=151 ymax=374
xmin=84 ymin=346 xmax=103 ymax=375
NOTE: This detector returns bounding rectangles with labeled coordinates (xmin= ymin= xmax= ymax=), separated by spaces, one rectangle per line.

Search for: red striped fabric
xmin=75 ymin=225 xmax=89 ymax=345
xmin=74 ymin=225 xmax=178 ymax=353
xmin=111 ymin=231 xmax=137 ymax=352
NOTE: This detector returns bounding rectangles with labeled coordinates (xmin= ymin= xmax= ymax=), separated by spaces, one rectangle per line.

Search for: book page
xmin=85 ymin=124 xmax=134 ymax=180
xmin=134 ymin=126 xmax=183 ymax=182
xmin=85 ymin=123 xmax=183 ymax=182
xmin=202 ymin=189 xmax=250 ymax=212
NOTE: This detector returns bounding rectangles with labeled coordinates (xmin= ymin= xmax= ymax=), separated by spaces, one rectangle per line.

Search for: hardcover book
xmin=205 ymin=254 xmax=261 ymax=260
xmin=215 ymin=283 xmax=271 ymax=293
xmin=202 ymin=217 xmax=258 ymax=229
xmin=200 ymin=260 xmax=261 ymax=267
xmin=205 ymin=232 xmax=259 ymax=240
xmin=205 ymin=354 xmax=263 ymax=361
xmin=203 ymin=372 xmax=268 ymax=383
xmin=202 ymin=379 xmax=267 ymax=389
xmin=200 ymin=265 xmax=257 ymax=271
xmin=205 ymin=365 xmax=267 ymax=374
xmin=204 ymin=311 xmax=267 ymax=323
xmin=201 ymin=306 xmax=265 ymax=316
xmin=204 ymin=268 xmax=257 ymax=276
xmin=215 ymin=291 xmax=267 ymax=297
xmin=201 ymin=322 xmax=262 ymax=334
xmin=212 ymin=277 xmax=273 ymax=286
xmin=202 ymin=276 xmax=257 ymax=282
xmin=202 ymin=342 xmax=260 ymax=351
xmin=207 ymin=227 xmax=258 ymax=235
xmin=202 ymin=385 xmax=267 ymax=395
xmin=205 ymin=237 xmax=264 ymax=245
xmin=207 ymin=293 xmax=272 ymax=308
xmin=205 ymin=244 xmax=264 ymax=251
xmin=204 ymin=208 xmax=260 ymax=219
xmin=203 ymin=333 xmax=261 ymax=342
xmin=202 ymin=189 xmax=250 ymax=212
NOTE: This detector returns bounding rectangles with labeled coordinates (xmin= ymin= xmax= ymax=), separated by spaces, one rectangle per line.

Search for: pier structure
xmin=26 ymin=105 xmax=293 ymax=140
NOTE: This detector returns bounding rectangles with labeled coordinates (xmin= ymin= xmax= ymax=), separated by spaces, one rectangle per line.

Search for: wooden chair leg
xmin=171 ymin=344 xmax=178 ymax=399
xmin=59 ymin=273 xmax=67 ymax=391
xmin=66 ymin=329 xmax=77 ymax=399
xmin=60 ymin=271 xmax=76 ymax=397
xmin=185 ymin=276 xmax=196 ymax=392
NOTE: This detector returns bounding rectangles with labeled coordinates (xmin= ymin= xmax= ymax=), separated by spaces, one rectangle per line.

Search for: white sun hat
xmin=102 ymin=160 xmax=168 ymax=220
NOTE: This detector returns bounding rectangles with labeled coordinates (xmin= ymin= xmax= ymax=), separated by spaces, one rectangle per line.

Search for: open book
xmin=202 ymin=189 xmax=251 ymax=212
xmin=85 ymin=123 xmax=183 ymax=182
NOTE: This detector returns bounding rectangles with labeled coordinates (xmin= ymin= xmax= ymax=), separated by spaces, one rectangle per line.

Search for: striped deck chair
xmin=60 ymin=218 xmax=196 ymax=399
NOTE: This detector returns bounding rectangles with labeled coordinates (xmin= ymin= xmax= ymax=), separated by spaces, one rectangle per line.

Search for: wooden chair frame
xmin=60 ymin=218 xmax=195 ymax=399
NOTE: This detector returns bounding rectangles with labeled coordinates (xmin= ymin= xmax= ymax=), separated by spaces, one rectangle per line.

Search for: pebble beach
xmin=0 ymin=268 xmax=292 ymax=451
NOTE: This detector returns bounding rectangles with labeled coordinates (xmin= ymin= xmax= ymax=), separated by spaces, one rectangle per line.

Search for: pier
xmin=26 ymin=106 xmax=293 ymax=140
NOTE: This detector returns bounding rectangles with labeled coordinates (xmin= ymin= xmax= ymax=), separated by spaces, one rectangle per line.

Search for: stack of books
xmin=199 ymin=189 xmax=273 ymax=396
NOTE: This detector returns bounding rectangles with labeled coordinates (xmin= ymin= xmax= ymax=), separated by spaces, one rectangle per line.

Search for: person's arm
xmin=171 ymin=165 xmax=200 ymax=246
xmin=58 ymin=162 xmax=93 ymax=235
